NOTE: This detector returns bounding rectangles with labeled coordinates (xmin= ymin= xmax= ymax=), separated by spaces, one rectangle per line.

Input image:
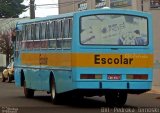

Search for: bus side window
xmin=27 ymin=24 xmax=33 ymax=49
xmin=64 ymin=19 xmax=69 ymax=38
xmin=23 ymin=25 xmax=29 ymax=49
xmin=34 ymin=23 xmax=41 ymax=49
xmin=69 ymin=18 xmax=73 ymax=38
xmin=15 ymin=31 xmax=19 ymax=50
xmin=63 ymin=18 xmax=71 ymax=49
xmin=45 ymin=22 xmax=50 ymax=39
xmin=17 ymin=30 xmax=22 ymax=50
xmin=56 ymin=20 xmax=62 ymax=49
xmin=22 ymin=26 xmax=26 ymax=41
xmin=19 ymin=30 xmax=23 ymax=42
xmin=39 ymin=23 xmax=42 ymax=40
xmin=19 ymin=31 xmax=22 ymax=47
xmin=41 ymin=22 xmax=48 ymax=48
xmin=58 ymin=20 xmax=62 ymax=38
xmin=61 ymin=19 xmax=65 ymax=38
xmin=49 ymin=21 xmax=54 ymax=39
xmin=21 ymin=26 xmax=26 ymax=50
xmin=15 ymin=30 xmax=21 ymax=58
xmin=54 ymin=21 xmax=58 ymax=39
xmin=40 ymin=22 xmax=46 ymax=40
xmin=25 ymin=25 xmax=28 ymax=41
xmin=31 ymin=24 xmax=36 ymax=40
xmin=49 ymin=21 xmax=56 ymax=49
xmin=27 ymin=25 xmax=32 ymax=40
xmin=35 ymin=23 xmax=40 ymax=40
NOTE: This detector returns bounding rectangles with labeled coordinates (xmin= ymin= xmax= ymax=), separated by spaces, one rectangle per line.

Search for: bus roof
xmin=17 ymin=12 xmax=74 ymax=25
xmin=17 ymin=8 xmax=151 ymax=25
xmin=77 ymin=8 xmax=151 ymax=16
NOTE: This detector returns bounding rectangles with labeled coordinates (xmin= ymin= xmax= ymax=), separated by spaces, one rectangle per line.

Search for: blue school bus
xmin=14 ymin=8 xmax=153 ymax=107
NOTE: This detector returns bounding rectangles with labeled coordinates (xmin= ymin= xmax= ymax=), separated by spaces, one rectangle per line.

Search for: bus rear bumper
xmin=74 ymin=81 xmax=152 ymax=93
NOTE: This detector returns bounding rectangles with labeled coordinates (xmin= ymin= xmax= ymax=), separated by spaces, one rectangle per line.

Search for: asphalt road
xmin=0 ymin=79 xmax=160 ymax=113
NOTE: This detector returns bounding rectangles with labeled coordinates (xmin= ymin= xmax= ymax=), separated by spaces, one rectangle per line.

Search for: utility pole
xmin=109 ymin=0 xmax=111 ymax=8
xmin=30 ymin=0 xmax=35 ymax=19
xmin=141 ymin=0 xmax=144 ymax=11
xmin=73 ymin=0 xmax=75 ymax=12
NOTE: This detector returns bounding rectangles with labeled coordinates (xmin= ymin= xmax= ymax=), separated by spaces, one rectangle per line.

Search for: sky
xmin=19 ymin=0 xmax=58 ymax=18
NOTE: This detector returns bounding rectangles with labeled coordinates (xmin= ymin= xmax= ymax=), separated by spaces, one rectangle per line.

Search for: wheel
xmin=51 ymin=76 xmax=58 ymax=104
xmin=105 ymin=90 xmax=127 ymax=107
xmin=24 ymin=81 xmax=34 ymax=98
xmin=2 ymin=73 xmax=6 ymax=82
xmin=50 ymin=76 xmax=61 ymax=104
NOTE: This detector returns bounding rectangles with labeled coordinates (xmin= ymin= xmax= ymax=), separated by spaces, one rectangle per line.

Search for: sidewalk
xmin=148 ymin=86 xmax=160 ymax=94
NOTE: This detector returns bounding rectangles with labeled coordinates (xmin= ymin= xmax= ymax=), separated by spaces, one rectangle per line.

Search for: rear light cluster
xmin=80 ymin=74 xmax=148 ymax=80
xmin=80 ymin=74 xmax=102 ymax=79
xmin=127 ymin=74 xmax=148 ymax=80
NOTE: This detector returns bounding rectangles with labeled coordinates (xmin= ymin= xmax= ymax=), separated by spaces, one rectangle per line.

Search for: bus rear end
xmin=71 ymin=9 xmax=153 ymax=107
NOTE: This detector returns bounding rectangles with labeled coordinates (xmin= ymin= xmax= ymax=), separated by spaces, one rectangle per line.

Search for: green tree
xmin=0 ymin=33 xmax=13 ymax=66
xmin=0 ymin=0 xmax=27 ymax=18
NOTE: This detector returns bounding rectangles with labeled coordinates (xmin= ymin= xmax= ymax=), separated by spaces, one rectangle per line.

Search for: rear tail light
xmin=127 ymin=74 xmax=148 ymax=80
xmin=80 ymin=74 xmax=102 ymax=79
xmin=107 ymin=74 xmax=121 ymax=80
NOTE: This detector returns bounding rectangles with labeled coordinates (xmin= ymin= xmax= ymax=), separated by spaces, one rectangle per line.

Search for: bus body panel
xmin=70 ymin=9 xmax=153 ymax=94
xmin=14 ymin=68 xmax=21 ymax=87
xmin=14 ymin=9 xmax=153 ymax=96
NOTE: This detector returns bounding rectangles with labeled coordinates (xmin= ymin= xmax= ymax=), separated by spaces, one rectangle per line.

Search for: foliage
xmin=0 ymin=0 xmax=27 ymax=18
xmin=0 ymin=32 xmax=13 ymax=65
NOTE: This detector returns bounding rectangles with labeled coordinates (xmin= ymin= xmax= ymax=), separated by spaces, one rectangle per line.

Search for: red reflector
xmin=80 ymin=74 xmax=102 ymax=79
xmin=80 ymin=74 xmax=95 ymax=79
xmin=127 ymin=74 xmax=148 ymax=80
xmin=107 ymin=75 xmax=121 ymax=80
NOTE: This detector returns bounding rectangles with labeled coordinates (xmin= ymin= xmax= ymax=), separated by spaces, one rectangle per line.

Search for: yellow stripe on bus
xmin=21 ymin=53 xmax=153 ymax=68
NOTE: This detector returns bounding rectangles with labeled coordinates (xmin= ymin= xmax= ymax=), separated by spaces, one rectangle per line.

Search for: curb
xmin=147 ymin=89 xmax=160 ymax=94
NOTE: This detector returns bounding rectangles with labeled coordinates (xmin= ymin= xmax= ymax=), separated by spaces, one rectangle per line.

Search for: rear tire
xmin=50 ymin=76 xmax=61 ymax=104
xmin=105 ymin=90 xmax=127 ymax=107
xmin=24 ymin=81 xmax=34 ymax=98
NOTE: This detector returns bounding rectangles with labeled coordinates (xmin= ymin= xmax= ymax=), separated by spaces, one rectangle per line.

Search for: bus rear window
xmin=80 ymin=14 xmax=148 ymax=46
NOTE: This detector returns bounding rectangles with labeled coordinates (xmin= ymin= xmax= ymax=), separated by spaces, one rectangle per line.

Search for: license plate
xmin=107 ymin=75 xmax=121 ymax=80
